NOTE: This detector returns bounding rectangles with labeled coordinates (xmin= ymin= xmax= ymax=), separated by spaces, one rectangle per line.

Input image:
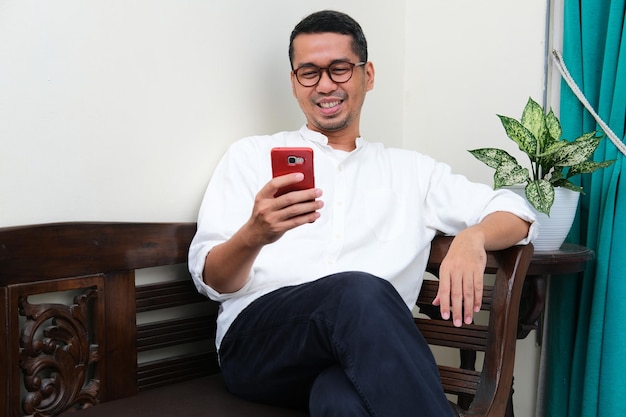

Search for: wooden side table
xmin=518 ymin=244 xmax=595 ymax=340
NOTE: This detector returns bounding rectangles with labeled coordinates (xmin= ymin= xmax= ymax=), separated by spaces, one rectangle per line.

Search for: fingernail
xmin=454 ymin=318 xmax=462 ymax=327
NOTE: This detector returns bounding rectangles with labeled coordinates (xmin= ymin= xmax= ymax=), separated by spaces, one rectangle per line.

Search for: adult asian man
xmin=189 ymin=9 xmax=536 ymax=417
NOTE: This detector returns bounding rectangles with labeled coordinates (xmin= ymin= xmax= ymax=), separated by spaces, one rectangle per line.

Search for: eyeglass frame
xmin=292 ymin=61 xmax=367 ymax=87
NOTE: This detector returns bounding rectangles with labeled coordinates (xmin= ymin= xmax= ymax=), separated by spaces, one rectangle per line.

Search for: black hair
xmin=288 ymin=10 xmax=368 ymax=68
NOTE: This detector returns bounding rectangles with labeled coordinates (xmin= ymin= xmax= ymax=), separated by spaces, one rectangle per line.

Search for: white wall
xmin=404 ymin=1 xmax=550 ymax=185
xmin=0 ymin=0 xmax=407 ymax=225
xmin=0 ymin=1 xmax=549 ymax=416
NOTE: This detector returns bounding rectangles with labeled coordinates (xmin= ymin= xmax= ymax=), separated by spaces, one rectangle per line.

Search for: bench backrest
xmin=0 ymin=222 xmax=533 ymax=417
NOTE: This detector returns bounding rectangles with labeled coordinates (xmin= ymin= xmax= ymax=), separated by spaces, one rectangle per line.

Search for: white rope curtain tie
xmin=551 ymin=49 xmax=626 ymax=156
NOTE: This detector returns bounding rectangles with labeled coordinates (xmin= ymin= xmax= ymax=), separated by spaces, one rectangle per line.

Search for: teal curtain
xmin=545 ymin=0 xmax=625 ymax=416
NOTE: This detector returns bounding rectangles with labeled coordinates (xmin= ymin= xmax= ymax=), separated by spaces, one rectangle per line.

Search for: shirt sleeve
xmin=187 ymin=139 xmax=265 ymax=301
xmin=421 ymin=156 xmax=538 ymax=244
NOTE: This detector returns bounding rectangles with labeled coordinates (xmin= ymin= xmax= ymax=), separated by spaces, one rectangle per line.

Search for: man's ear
xmin=365 ymin=61 xmax=375 ymax=92
xmin=290 ymin=71 xmax=297 ymax=97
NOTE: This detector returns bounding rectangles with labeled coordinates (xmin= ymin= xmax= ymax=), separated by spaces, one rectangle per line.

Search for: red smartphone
xmin=271 ymin=147 xmax=315 ymax=197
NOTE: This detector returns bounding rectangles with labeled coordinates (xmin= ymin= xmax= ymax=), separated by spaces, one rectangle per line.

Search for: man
xmin=189 ymin=10 xmax=536 ymax=417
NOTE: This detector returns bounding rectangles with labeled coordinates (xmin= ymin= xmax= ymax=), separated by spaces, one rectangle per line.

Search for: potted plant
xmin=469 ymin=97 xmax=615 ymax=216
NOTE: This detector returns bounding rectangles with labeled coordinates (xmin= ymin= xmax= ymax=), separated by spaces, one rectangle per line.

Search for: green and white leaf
xmin=494 ymin=161 xmax=529 ymax=188
xmin=468 ymin=148 xmax=519 ymax=169
xmin=497 ymin=115 xmax=538 ymax=156
xmin=552 ymin=134 xmax=601 ymax=166
xmin=520 ymin=97 xmax=546 ymax=143
xmin=525 ymin=180 xmax=555 ymax=215
xmin=545 ymin=109 xmax=562 ymax=142
xmin=567 ymin=160 xmax=616 ymax=177
xmin=552 ymin=179 xmax=584 ymax=193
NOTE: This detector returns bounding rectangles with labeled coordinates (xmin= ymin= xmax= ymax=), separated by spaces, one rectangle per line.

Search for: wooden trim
xmin=416 ymin=318 xmax=489 ymax=351
xmin=0 ymin=222 xmax=196 ymax=285
xmin=102 ymin=271 xmax=137 ymax=401
xmin=439 ymin=365 xmax=481 ymax=395
xmin=0 ymin=287 xmax=8 ymax=417
xmin=137 ymin=315 xmax=215 ymax=352
xmin=136 ymin=280 xmax=208 ymax=313
xmin=137 ymin=352 xmax=219 ymax=391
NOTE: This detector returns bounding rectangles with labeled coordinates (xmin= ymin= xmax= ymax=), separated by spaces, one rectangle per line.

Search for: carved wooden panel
xmin=8 ymin=276 xmax=105 ymax=417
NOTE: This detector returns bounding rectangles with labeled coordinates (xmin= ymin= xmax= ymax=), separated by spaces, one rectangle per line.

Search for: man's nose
xmin=316 ymin=69 xmax=338 ymax=92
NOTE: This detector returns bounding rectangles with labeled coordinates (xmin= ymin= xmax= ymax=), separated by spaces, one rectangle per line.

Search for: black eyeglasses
xmin=293 ymin=61 xmax=366 ymax=87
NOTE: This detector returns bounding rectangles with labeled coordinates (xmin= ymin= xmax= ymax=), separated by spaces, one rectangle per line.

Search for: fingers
xmin=250 ymin=174 xmax=323 ymax=244
xmin=265 ymin=173 xmax=308 ymax=200
xmin=433 ymin=265 xmax=484 ymax=327
xmin=469 ymin=259 xmax=484 ymax=312
xmin=443 ymin=269 xmax=466 ymax=327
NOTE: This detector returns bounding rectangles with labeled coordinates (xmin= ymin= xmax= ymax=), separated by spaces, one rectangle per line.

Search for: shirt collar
xmin=298 ymin=124 xmax=367 ymax=150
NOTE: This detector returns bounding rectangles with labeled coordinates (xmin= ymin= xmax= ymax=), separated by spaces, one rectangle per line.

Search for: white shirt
xmin=189 ymin=125 xmax=538 ymax=349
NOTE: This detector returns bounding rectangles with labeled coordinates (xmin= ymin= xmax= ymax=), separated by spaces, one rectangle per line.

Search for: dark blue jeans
xmin=218 ymin=272 xmax=455 ymax=417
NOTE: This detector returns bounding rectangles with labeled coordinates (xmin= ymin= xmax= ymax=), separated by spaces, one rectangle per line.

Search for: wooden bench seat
xmin=0 ymin=222 xmax=533 ymax=417
xmin=60 ymin=375 xmax=307 ymax=417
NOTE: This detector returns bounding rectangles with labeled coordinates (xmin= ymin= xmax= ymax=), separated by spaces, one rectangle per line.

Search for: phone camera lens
xmin=287 ymin=156 xmax=297 ymax=164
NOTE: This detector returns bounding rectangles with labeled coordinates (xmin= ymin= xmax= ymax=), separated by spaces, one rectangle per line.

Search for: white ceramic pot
xmin=507 ymin=186 xmax=580 ymax=251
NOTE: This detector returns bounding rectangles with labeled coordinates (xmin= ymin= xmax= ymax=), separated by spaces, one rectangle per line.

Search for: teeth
xmin=320 ymin=101 xmax=340 ymax=109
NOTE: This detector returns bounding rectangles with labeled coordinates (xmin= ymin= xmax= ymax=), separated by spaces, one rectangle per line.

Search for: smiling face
xmin=290 ymin=32 xmax=375 ymax=148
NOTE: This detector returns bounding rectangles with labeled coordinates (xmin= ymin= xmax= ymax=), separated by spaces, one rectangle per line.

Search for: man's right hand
xmin=246 ymin=172 xmax=324 ymax=246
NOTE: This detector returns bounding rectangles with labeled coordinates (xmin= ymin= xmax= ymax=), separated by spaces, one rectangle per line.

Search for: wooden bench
xmin=0 ymin=222 xmax=533 ymax=417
